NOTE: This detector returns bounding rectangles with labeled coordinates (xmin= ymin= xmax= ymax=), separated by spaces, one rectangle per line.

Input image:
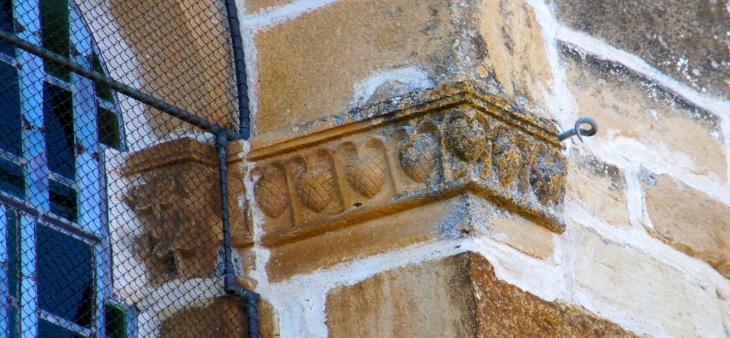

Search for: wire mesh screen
xmin=0 ymin=0 xmax=254 ymax=336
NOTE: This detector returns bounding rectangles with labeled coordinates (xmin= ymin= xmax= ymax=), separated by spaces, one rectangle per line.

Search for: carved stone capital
xmin=248 ymin=82 xmax=567 ymax=249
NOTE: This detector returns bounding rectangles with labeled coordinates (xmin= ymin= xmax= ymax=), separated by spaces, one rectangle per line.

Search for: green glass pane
xmin=91 ymin=53 xmax=114 ymax=102
xmin=97 ymin=107 xmax=121 ymax=149
xmin=104 ymin=303 xmax=127 ymax=338
xmin=40 ymin=0 xmax=70 ymax=81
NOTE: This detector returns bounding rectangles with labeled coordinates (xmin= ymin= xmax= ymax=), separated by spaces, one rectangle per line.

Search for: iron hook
xmin=558 ymin=116 xmax=598 ymax=143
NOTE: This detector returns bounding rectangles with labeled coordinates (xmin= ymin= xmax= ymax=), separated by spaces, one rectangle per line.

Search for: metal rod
xmin=216 ymin=132 xmax=261 ymax=338
xmin=216 ymin=132 xmax=234 ymax=290
xmin=223 ymin=0 xmax=251 ymax=139
xmin=558 ymin=116 xmax=599 ymax=142
xmin=0 ymin=29 xmax=243 ymax=141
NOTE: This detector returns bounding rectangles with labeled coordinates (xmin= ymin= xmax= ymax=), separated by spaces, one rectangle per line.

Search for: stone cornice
xmin=247 ymin=82 xmax=568 ymax=247
xmin=249 ymin=81 xmax=561 ymax=161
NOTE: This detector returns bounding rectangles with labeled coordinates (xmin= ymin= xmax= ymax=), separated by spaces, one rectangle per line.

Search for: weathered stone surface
xmin=248 ymin=84 xmax=568 ymax=264
xmin=253 ymin=0 xmax=555 ymax=135
xmin=259 ymin=298 xmax=281 ymax=338
xmin=110 ymin=0 xmax=237 ymax=136
xmin=488 ymin=214 xmax=555 ymax=259
xmin=566 ymin=151 xmax=630 ymax=227
xmin=254 ymin=0 xmax=452 ymax=134
xmin=326 ymin=253 xmax=476 ymax=338
xmin=476 ymin=0 xmax=553 ymax=109
xmin=554 ymin=0 xmax=730 ymax=99
xmin=326 ymin=252 xmax=636 ymax=337
xmin=575 ymin=225 xmax=726 ymax=337
xmin=563 ymin=51 xmax=727 ymax=180
xmin=468 ymin=253 xmax=635 ymax=337
xmin=244 ymin=0 xmax=296 ymax=14
xmin=266 ymin=199 xmax=452 ymax=282
xmin=160 ymin=297 xmax=248 ymax=338
xmin=642 ymin=173 xmax=730 ymax=279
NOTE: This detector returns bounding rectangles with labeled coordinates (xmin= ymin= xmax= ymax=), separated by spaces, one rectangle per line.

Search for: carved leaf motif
xmin=344 ymin=148 xmax=387 ymax=198
xmin=399 ymin=133 xmax=438 ymax=183
xmin=254 ymin=167 xmax=289 ymax=218
xmin=296 ymin=163 xmax=336 ymax=213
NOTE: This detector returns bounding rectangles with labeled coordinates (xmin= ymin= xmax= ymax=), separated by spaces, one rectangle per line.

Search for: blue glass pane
xmin=0 ymin=158 xmax=23 ymax=198
xmin=7 ymin=210 xmax=17 ymax=298
xmin=8 ymin=305 xmax=18 ymax=338
xmin=39 ymin=319 xmax=85 ymax=338
xmin=49 ymin=180 xmax=76 ymax=222
xmin=37 ymin=225 xmax=93 ymax=328
xmin=0 ymin=0 xmax=13 ymax=56
xmin=0 ymin=61 xmax=21 ymax=156
xmin=43 ymin=83 xmax=75 ymax=180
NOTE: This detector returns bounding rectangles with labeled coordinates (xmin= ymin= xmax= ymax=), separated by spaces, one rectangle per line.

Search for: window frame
xmin=0 ymin=0 xmax=127 ymax=336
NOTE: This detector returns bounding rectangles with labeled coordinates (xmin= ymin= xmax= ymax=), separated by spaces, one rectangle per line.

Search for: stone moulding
xmin=248 ymin=82 xmax=568 ymax=248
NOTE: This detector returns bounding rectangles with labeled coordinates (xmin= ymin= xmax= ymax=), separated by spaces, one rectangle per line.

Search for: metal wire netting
xmin=0 ymin=0 xmax=255 ymax=336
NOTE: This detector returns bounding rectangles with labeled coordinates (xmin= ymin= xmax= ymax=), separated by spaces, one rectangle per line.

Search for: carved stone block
xmin=123 ymin=138 xmax=249 ymax=286
xmin=247 ymin=82 xmax=568 ymax=249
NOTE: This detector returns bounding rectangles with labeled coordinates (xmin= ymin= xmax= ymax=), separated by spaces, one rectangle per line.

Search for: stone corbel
xmin=122 ymin=138 xmax=248 ymax=286
xmin=248 ymin=82 xmax=567 ymax=248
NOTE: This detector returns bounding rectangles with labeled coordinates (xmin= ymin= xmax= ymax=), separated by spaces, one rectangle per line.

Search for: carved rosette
xmin=296 ymin=163 xmax=337 ymax=213
xmin=398 ymin=132 xmax=439 ymax=183
xmin=447 ymin=114 xmax=487 ymax=163
xmin=254 ymin=166 xmax=289 ymax=218
xmin=530 ymin=144 xmax=567 ymax=206
xmin=344 ymin=147 xmax=387 ymax=198
xmin=492 ymin=130 xmax=523 ymax=187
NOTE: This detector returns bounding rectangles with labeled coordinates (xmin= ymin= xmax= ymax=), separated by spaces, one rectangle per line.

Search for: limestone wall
xmin=231 ymin=0 xmax=730 ymax=337
xmin=115 ymin=0 xmax=730 ymax=336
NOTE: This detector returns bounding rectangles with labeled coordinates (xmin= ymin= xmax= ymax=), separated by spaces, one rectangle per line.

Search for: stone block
xmin=252 ymin=0 xmax=553 ymax=135
xmin=575 ymin=225 xmax=726 ymax=337
xmin=122 ymin=138 xmax=248 ymax=286
xmin=160 ymin=297 xmax=248 ymax=338
xmin=245 ymin=83 xmax=574 ymax=280
xmin=253 ymin=0 xmax=453 ymax=134
xmin=566 ymin=151 xmax=630 ymax=227
xmin=563 ymin=51 xmax=727 ymax=180
xmin=326 ymin=253 xmax=476 ymax=338
xmin=110 ymin=0 xmax=236 ymax=136
xmin=158 ymin=295 xmax=279 ymax=338
xmin=326 ymin=252 xmax=636 ymax=337
xmin=266 ymin=199 xmax=452 ymax=282
xmin=488 ymin=213 xmax=555 ymax=259
xmin=554 ymin=0 xmax=730 ymax=98
xmin=642 ymin=173 xmax=730 ymax=279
